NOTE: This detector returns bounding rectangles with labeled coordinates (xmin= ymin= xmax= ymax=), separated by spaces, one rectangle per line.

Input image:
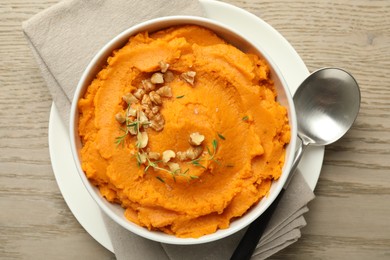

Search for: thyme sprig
xmin=190 ymin=139 xmax=219 ymax=168
xmin=138 ymin=151 xmax=199 ymax=182
xmin=114 ymin=129 xmax=128 ymax=147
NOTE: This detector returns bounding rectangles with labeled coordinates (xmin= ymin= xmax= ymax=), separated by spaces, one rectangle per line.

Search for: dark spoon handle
xmin=230 ymin=189 xmax=285 ymax=260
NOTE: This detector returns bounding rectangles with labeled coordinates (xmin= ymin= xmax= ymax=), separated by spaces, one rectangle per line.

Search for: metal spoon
xmin=231 ymin=68 xmax=361 ymax=260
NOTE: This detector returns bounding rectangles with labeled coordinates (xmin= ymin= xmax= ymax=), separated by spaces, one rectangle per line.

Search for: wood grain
xmin=1 ymin=0 xmax=389 ymax=259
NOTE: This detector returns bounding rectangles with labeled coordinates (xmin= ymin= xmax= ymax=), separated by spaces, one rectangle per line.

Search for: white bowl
xmin=69 ymin=16 xmax=297 ymax=245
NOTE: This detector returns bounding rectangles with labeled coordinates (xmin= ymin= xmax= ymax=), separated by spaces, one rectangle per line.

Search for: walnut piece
xmin=149 ymin=91 xmax=162 ymax=105
xmin=150 ymin=113 xmax=165 ymax=131
xmin=176 ymin=151 xmax=187 ymax=161
xmin=141 ymin=93 xmax=152 ymax=106
xmin=142 ymin=79 xmax=155 ymax=92
xmin=127 ymin=107 xmax=137 ymax=117
xmin=159 ymin=61 xmax=170 ymax=73
xmin=151 ymin=72 xmax=164 ymax=84
xmin=177 ymin=146 xmax=203 ymax=161
xmin=138 ymin=153 xmax=147 ymax=164
xmin=156 ymin=86 xmax=172 ymax=97
xmin=167 ymin=162 xmax=180 ymax=173
xmin=151 ymin=106 xmax=159 ymax=115
xmin=148 ymin=152 xmax=160 ymax=160
xmin=128 ymin=124 xmax=137 ymax=135
xmin=139 ymin=111 xmax=149 ymax=125
xmin=115 ymin=112 xmax=126 ymax=124
xmin=163 ymin=71 xmax=175 ymax=83
xmin=133 ymin=88 xmax=145 ymax=99
xmin=136 ymin=131 xmax=148 ymax=149
xmin=162 ymin=150 xmax=176 ymax=163
xmin=122 ymin=93 xmax=138 ymax=105
xmin=181 ymin=71 xmax=196 ymax=85
xmin=189 ymin=132 xmax=205 ymax=146
xmin=186 ymin=146 xmax=203 ymax=160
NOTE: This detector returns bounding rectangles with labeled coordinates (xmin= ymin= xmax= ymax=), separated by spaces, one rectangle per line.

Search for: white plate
xmin=48 ymin=0 xmax=324 ymax=252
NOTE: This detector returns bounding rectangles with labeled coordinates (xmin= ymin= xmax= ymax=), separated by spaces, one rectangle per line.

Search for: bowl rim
xmin=69 ymin=15 xmax=297 ymax=245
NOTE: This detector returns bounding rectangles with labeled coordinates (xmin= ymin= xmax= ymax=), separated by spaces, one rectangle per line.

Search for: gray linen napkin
xmin=22 ymin=0 xmax=315 ymax=259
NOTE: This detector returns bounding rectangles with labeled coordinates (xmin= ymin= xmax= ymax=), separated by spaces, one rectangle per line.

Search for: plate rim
xmin=49 ymin=0 xmax=324 ymax=252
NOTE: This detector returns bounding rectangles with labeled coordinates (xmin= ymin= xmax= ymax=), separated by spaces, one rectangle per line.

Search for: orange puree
xmin=78 ymin=25 xmax=290 ymax=238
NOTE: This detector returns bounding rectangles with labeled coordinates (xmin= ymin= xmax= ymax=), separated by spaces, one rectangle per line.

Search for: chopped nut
xmin=141 ymin=103 xmax=151 ymax=112
xmin=127 ymin=107 xmax=137 ymax=117
xmin=141 ymin=93 xmax=152 ymax=106
xmin=149 ymin=91 xmax=162 ymax=105
xmin=151 ymin=72 xmax=164 ymax=84
xmin=122 ymin=93 xmax=138 ymax=105
xmin=140 ymin=103 xmax=153 ymax=119
xmin=136 ymin=131 xmax=148 ymax=149
xmin=181 ymin=71 xmax=196 ymax=85
xmin=189 ymin=132 xmax=205 ymax=146
xmin=176 ymin=151 xmax=187 ymax=161
xmin=167 ymin=162 xmax=180 ymax=173
xmin=151 ymin=106 xmax=159 ymax=115
xmin=163 ymin=71 xmax=175 ymax=83
xmin=127 ymin=123 xmax=138 ymax=135
xmin=145 ymin=110 xmax=154 ymax=120
xmin=148 ymin=152 xmax=160 ymax=160
xmin=150 ymin=113 xmax=165 ymax=131
xmin=141 ymin=79 xmax=155 ymax=92
xmin=139 ymin=111 xmax=149 ymax=125
xmin=162 ymin=150 xmax=175 ymax=163
xmin=133 ymin=88 xmax=145 ymax=99
xmin=159 ymin=61 xmax=170 ymax=73
xmin=186 ymin=146 xmax=203 ymax=160
xmin=115 ymin=112 xmax=126 ymax=124
xmin=138 ymin=153 xmax=147 ymax=164
xmin=156 ymin=86 xmax=172 ymax=97
xmin=177 ymin=146 xmax=203 ymax=161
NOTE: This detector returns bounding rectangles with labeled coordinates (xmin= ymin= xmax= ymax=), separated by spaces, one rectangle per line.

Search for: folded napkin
xmin=22 ymin=0 xmax=315 ymax=259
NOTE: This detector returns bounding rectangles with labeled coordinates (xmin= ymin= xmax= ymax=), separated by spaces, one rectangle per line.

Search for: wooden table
xmin=1 ymin=0 xmax=389 ymax=259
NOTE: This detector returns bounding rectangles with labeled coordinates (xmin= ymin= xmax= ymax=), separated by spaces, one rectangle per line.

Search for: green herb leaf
xmin=206 ymin=146 xmax=212 ymax=156
xmin=114 ymin=133 xmax=127 ymax=147
xmin=127 ymin=122 xmax=138 ymax=127
xmin=176 ymin=95 xmax=185 ymax=99
xmin=217 ymin=133 xmax=225 ymax=140
xmin=191 ymin=160 xmax=206 ymax=169
xmin=212 ymin=158 xmax=221 ymax=165
xmin=136 ymin=152 xmax=142 ymax=167
xmin=212 ymin=139 xmax=218 ymax=151
xmin=242 ymin=116 xmax=249 ymax=121
xmin=156 ymin=176 xmax=165 ymax=183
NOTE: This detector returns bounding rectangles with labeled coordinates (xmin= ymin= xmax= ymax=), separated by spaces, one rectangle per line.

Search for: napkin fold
xmin=22 ymin=0 xmax=315 ymax=259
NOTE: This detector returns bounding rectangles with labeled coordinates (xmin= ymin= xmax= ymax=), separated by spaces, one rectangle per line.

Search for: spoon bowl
xmin=294 ymin=68 xmax=361 ymax=146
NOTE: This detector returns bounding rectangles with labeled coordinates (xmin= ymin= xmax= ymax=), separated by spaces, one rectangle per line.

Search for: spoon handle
xmin=230 ymin=189 xmax=285 ymax=260
xmin=230 ymin=137 xmax=307 ymax=260
xmin=284 ymin=136 xmax=308 ymax=188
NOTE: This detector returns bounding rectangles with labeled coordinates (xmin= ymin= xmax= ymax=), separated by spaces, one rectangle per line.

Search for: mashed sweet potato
xmin=78 ymin=25 xmax=290 ymax=238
